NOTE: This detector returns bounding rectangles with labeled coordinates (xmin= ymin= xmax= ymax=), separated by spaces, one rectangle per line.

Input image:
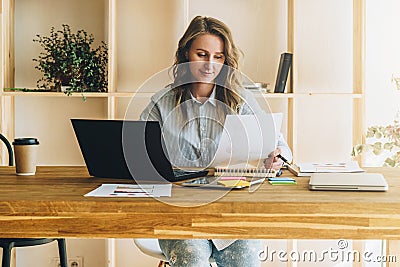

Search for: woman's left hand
xmin=263 ymin=148 xmax=283 ymax=171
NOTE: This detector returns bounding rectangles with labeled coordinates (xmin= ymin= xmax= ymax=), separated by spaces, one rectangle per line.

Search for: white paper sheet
xmin=210 ymin=113 xmax=282 ymax=167
xmin=84 ymin=184 xmax=172 ymax=198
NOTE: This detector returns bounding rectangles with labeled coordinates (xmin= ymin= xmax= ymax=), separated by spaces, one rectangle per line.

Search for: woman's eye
xmin=197 ymin=53 xmax=207 ymax=57
xmin=215 ymin=56 xmax=224 ymax=60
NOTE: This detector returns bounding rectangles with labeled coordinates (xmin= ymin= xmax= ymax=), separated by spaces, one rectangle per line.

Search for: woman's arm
xmin=140 ymin=100 xmax=162 ymax=122
xmin=277 ymin=133 xmax=292 ymax=162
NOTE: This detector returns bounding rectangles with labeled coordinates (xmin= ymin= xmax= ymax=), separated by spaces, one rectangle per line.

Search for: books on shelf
xmin=243 ymin=82 xmax=270 ymax=93
xmin=274 ymin=52 xmax=293 ymax=93
xmin=287 ymin=161 xmax=365 ymax=177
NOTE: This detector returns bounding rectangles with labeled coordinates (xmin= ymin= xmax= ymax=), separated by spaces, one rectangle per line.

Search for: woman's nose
xmin=203 ymin=57 xmax=215 ymax=69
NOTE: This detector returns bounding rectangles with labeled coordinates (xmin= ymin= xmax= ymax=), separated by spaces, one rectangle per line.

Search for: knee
xmin=215 ymin=240 xmax=262 ymax=267
xmin=159 ymin=240 xmax=211 ymax=267
xmin=169 ymin=245 xmax=210 ymax=266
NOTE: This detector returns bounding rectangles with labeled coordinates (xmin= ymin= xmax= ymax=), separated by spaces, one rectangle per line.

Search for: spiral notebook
xmin=214 ymin=166 xmax=277 ymax=178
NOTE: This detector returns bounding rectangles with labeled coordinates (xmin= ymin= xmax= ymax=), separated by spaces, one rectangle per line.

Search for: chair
xmin=0 ymin=239 xmax=67 ymax=267
xmin=0 ymin=134 xmax=68 ymax=267
xmin=134 ymin=239 xmax=214 ymax=267
xmin=134 ymin=239 xmax=168 ymax=267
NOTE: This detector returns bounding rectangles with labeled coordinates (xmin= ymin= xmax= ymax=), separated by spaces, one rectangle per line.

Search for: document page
xmin=210 ymin=113 xmax=282 ymax=167
xmin=84 ymin=184 xmax=172 ymax=198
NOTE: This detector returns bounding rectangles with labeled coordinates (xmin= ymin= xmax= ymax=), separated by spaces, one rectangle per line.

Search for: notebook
xmin=213 ymin=166 xmax=276 ymax=178
xmin=309 ymin=173 xmax=388 ymax=191
xmin=288 ymin=161 xmax=365 ymax=177
xmin=71 ymin=119 xmax=208 ymax=182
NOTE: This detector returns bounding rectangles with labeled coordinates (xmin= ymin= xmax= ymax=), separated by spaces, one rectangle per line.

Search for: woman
xmin=141 ymin=16 xmax=292 ymax=267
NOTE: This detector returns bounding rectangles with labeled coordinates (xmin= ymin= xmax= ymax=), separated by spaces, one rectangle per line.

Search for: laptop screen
xmin=71 ymin=119 xmax=174 ymax=182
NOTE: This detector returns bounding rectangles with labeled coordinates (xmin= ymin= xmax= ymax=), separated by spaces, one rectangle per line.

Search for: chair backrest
xmin=134 ymin=239 xmax=166 ymax=261
xmin=0 ymin=134 xmax=13 ymax=166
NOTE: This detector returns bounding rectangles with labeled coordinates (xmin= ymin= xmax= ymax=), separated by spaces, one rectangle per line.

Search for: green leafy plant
xmin=352 ymin=117 xmax=400 ymax=167
xmin=33 ymin=24 xmax=108 ymax=96
xmin=392 ymin=75 xmax=400 ymax=90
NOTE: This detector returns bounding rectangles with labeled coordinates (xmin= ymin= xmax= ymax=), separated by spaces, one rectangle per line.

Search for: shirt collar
xmin=189 ymin=84 xmax=217 ymax=106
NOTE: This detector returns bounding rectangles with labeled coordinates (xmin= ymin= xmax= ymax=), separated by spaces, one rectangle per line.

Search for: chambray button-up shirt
xmin=140 ymin=86 xmax=292 ymax=168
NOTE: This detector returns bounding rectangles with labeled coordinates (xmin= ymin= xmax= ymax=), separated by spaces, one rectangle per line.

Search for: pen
xmin=250 ymin=178 xmax=266 ymax=186
xmin=276 ymin=154 xmax=291 ymax=177
xmin=277 ymin=154 xmax=291 ymax=166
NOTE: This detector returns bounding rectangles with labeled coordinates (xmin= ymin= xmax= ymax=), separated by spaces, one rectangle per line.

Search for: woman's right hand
xmin=263 ymin=148 xmax=283 ymax=171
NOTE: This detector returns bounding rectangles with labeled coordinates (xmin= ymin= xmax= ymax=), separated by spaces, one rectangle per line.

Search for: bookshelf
xmin=1 ymin=0 xmax=365 ymax=165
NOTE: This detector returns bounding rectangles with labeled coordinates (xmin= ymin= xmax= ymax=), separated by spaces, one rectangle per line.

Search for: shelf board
xmin=1 ymin=91 xmax=154 ymax=98
xmin=256 ymin=92 xmax=362 ymax=98
xmin=293 ymin=92 xmax=363 ymax=98
xmin=254 ymin=92 xmax=295 ymax=98
xmin=1 ymin=91 xmax=363 ymax=99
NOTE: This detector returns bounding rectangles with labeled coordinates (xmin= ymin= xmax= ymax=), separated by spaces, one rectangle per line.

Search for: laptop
xmin=309 ymin=172 xmax=388 ymax=191
xmin=71 ymin=119 xmax=208 ymax=182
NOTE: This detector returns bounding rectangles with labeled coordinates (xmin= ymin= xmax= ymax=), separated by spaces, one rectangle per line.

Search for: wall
xmin=16 ymin=239 xmax=106 ymax=267
xmin=364 ymin=0 xmax=400 ymax=166
xmin=188 ymin=0 xmax=287 ymax=84
xmin=293 ymin=0 xmax=354 ymax=162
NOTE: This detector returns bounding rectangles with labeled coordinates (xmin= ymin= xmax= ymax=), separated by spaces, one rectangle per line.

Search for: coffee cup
xmin=12 ymin=138 xmax=39 ymax=175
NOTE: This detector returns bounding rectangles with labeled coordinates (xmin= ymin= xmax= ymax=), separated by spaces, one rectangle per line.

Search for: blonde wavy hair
xmin=172 ymin=16 xmax=243 ymax=113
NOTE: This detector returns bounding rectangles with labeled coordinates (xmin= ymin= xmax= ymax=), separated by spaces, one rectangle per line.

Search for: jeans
xmin=158 ymin=239 xmax=262 ymax=267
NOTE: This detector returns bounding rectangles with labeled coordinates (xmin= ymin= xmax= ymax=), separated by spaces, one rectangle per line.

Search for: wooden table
xmin=0 ymin=166 xmax=399 ymax=240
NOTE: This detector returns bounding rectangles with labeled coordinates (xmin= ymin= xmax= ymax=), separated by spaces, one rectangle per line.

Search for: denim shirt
xmin=140 ymin=86 xmax=292 ymax=168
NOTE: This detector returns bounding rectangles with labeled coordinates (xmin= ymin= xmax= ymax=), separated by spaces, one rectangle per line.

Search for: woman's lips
xmin=200 ymin=70 xmax=214 ymax=76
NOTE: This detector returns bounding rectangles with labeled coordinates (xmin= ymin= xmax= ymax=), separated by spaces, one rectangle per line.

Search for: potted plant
xmin=32 ymin=24 xmax=108 ymax=96
xmin=352 ymin=116 xmax=400 ymax=167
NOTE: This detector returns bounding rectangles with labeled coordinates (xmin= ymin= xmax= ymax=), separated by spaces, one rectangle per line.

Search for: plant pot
xmin=61 ymin=86 xmax=71 ymax=93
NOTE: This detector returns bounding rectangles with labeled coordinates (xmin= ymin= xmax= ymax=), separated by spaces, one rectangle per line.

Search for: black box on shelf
xmin=274 ymin=52 xmax=293 ymax=93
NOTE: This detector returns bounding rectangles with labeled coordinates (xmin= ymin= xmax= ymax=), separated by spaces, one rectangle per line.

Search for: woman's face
xmin=187 ymin=34 xmax=225 ymax=84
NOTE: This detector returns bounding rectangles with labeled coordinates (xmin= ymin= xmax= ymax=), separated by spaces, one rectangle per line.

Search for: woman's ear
xmin=185 ymin=51 xmax=189 ymax=60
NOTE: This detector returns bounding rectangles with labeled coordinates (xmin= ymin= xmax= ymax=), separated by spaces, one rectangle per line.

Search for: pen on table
xmin=250 ymin=178 xmax=266 ymax=186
